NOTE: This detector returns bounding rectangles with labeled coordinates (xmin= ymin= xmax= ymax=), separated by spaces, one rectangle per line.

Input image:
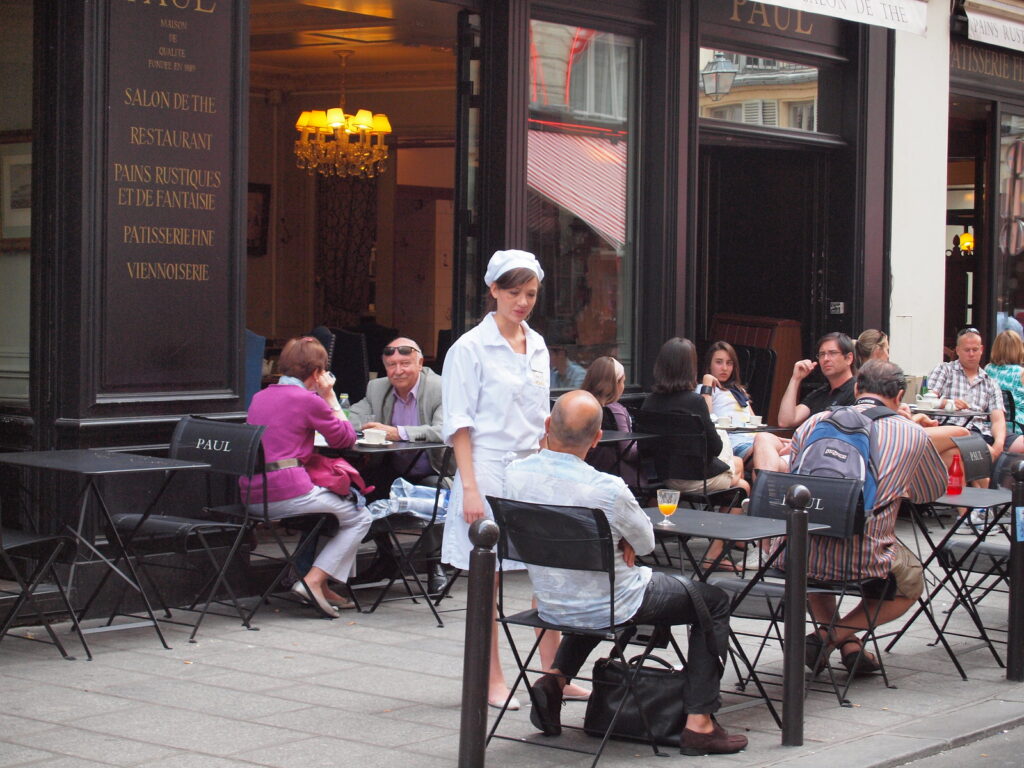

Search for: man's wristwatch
xmin=699 ymin=385 xmax=714 ymax=396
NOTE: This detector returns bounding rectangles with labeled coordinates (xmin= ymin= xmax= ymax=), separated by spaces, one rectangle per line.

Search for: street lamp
xmin=701 ymin=52 xmax=739 ymax=102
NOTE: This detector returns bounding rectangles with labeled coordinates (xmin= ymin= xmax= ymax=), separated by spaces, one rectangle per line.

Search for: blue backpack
xmin=791 ymin=405 xmax=896 ymax=512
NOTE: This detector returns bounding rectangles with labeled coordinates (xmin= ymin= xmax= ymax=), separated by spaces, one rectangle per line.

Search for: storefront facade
xmin=1 ymin=0 xmax=896 ymax=464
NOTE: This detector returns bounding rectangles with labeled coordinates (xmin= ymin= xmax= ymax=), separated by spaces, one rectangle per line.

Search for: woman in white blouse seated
xmin=441 ymin=249 xmax=588 ymax=709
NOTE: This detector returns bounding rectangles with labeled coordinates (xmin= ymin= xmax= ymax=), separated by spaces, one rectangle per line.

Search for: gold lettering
xmin=126 ymin=261 xmax=211 ymax=281
xmin=729 ymin=0 xmax=748 ymax=23
xmin=773 ymin=6 xmax=791 ymax=31
xmin=122 ymin=225 xmax=215 ymax=246
xmin=795 ymin=11 xmax=815 ymax=34
xmin=124 ymin=0 xmax=216 ymax=13
xmin=748 ymin=3 xmax=771 ymax=27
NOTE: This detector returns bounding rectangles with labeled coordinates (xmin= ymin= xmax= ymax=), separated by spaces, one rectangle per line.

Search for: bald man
xmin=503 ymin=391 xmax=745 ymax=755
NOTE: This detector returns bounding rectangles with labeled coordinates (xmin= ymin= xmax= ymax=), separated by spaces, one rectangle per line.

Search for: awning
xmin=526 ymin=131 xmax=627 ymax=249
xmin=965 ymin=0 xmax=1024 ymax=53
xmin=752 ymin=0 xmax=928 ymax=36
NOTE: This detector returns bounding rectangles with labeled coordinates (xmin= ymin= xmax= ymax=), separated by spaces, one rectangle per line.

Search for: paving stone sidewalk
xmin=2 ymin=523 xmax=1023 ymax=768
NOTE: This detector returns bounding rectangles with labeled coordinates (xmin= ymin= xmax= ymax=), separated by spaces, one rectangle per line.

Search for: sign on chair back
xmin=170 ymin=416 xmax=266 ymax=480
xmin=751 ymin=470 xmax=865 ymax=540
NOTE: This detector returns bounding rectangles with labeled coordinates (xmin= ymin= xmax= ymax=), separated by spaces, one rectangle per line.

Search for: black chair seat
xmin=940 ymin=538 xmax=1009 ymax=570
xmin=111 ymin=512 xmax=245 ymax=541
xmin=500 ymin=606 xmax=623 ymax=640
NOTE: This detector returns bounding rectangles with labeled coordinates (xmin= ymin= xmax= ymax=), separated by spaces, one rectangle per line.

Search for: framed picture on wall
xmin=247 ymin=182 xmax=270 ymax=256
xmin=0 ymin=130 xmax=32 ymax=250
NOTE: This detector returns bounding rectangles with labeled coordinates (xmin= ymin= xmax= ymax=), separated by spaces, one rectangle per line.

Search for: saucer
xmin=356 ymin=438 xmax=393 ymax=446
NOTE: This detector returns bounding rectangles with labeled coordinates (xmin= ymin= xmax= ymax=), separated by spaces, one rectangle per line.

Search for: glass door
xmin=995 ymin=109 xmax=1024 ymax=337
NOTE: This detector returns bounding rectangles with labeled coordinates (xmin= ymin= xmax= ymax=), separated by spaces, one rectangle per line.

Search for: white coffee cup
xmin=749 ymin=414 xmax=763 ymax=426
xmin=363 ymin=428 xmax=387 ymax=445
xmin=717 ymin=416 xmax=733 ymax=428
xmin=916 ymin=394 xmax=939 ymax=408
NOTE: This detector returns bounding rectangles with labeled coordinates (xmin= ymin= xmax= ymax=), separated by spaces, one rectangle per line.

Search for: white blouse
xmin=441 ymin=312 xmax=550 ymax=455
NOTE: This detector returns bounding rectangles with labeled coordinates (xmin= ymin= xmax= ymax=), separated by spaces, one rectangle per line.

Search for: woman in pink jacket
xmin=243 ymin=336 xmax=371 ymax=618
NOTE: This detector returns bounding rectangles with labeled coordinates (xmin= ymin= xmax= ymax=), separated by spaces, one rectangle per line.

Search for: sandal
xmin=804 ymin=629 xmax=833 ymax=674
xmin=840 ymin=638 xmax=883 ymax=677
xmin=701 ymin=558 xmax=741 ymax=573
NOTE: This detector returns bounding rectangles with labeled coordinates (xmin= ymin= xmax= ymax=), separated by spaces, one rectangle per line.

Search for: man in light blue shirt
xmin=503 ymin=391 xmax=745 ymax=756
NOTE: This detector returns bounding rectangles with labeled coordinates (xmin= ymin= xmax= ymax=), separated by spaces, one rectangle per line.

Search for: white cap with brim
xmin=484 ymin=249 xmax=545 ymax=285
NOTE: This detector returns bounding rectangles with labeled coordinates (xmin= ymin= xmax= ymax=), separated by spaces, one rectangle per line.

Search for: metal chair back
xmin=169 ymin=416 xmax=265 ymax=478
xmin=951 ymin=433 xmax=992 ymax=484
xmin=750 ymin=470 xmax=864 ymax=540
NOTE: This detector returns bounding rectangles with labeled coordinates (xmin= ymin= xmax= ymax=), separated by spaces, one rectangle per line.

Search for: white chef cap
xmin=612 ymin=358 xmax=625 ymax=380
xmin=483 ymin=249 xmax=545 ymax=285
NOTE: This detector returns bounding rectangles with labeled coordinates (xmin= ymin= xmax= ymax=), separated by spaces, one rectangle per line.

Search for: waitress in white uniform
xmin=442 ymin=249 xmax=587 ymax=709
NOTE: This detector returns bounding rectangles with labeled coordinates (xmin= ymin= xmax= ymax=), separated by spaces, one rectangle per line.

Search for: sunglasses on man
xmin=383 ymin=345 xmax=421 ymax=356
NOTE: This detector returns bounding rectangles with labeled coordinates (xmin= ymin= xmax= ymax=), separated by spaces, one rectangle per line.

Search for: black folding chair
xmin=486 ymin=496 xmax=687 ymax=767
xmin=1001 ymin=389 xmax=1018 ymax=434
xmin=109 ymin=417 xmax=266 ymax=641
xmin=362 ymin=447 xmax=455 ymax=626
xmin=1 ymin=525 xmax=90 ymax=660
xmin=951 ymin=433 xmax=992 ymax=484
xmin=718 ymin=472 xmax=894 ymax=707
xmin=633 ymin=410 xmax=746 ymax=513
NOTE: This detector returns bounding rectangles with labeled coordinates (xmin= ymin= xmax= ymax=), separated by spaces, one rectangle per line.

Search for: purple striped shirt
xmin=773 ymin=404 xmax=947 ymax=581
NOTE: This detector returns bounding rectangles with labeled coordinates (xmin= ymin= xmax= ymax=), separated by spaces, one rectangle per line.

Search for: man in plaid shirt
xmin=927 ymin=327 xmax=1007 ymax=460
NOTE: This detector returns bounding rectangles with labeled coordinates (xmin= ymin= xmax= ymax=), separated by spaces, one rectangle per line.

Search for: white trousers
xmin=259 ymin=487 xmax=371 ymax=582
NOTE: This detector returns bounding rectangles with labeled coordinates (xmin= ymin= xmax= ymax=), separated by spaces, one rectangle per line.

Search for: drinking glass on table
xmin=656 ymin=489 xmax=681 ymax=527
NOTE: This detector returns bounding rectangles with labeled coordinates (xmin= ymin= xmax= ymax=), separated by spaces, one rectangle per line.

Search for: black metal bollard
xmin=457 ymin=518 xmax=500 ymax=768
xmin=782 ymin=483 xmax=811 ymax=747
xmin=1008 ymin=462 xmax=1024 ymax=682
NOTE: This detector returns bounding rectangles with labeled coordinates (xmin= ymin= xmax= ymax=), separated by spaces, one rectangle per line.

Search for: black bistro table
xmin=887 ymin=486 xmax=1013 ymax=678
xmin=642 ymin=505 xmax=828 ymax=726
xmin=0 ymin=449 xmax=210 ymax=649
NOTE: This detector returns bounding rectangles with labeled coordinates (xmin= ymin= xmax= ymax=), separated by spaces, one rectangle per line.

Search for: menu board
xmin=102 ymin=0 xmax=236 ymax=393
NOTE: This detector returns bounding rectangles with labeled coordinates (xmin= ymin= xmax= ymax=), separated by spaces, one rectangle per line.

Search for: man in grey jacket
xmin=349 ymin=338 xmax=448 ymax=590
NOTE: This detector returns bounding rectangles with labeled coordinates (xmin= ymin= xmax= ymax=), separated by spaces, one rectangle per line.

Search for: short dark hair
xmin=652 ymin=337 xmax=698 ymax=394
xmin=817 ymin=331 xmax=854 ymax=359
xmin=278 ymin=336 xmax=328 ymax=380
xmin=855 ymin=359 xmax=906 ymax=400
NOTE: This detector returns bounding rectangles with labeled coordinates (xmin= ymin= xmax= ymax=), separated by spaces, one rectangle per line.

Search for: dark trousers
xmin=552 ymin=571 xmax=731 ymax=715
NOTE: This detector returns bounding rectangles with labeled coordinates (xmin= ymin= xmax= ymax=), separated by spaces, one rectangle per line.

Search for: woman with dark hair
xmin=441 ymin=249 xmax=588 ymax=708
xmin=702 ymin=341 xmax=757 ymax=462
xmin=581 ymin=356 xmax=638 ymax=484
xmin=642 ymin=338 xmax=749 ymax=571
xmin=242 ymin=336 xmax=371 ymax=618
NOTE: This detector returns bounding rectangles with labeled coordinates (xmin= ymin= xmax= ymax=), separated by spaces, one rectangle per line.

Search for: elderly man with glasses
xmin=926 ymin=327 xmax=1007 ymax=461
xmin=752 ymin=332 xmax=857 ymax=474
xmin=349 ymin=338 xmax=449 ymax=590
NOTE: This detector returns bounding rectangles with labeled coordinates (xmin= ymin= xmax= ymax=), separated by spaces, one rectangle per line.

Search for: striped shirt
xmin=927 ymin=360 xmax=1003 ymax=436
xmin=773 ymin=404 xmax=947 ymax=582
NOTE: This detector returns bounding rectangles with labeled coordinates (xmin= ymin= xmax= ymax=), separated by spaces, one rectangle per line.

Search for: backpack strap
xmin=860 ymin=405 xmax=897 ymax=421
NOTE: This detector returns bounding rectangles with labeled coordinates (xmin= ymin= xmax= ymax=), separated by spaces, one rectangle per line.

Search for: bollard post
xmin=457 ymin=518 xmax=500 ymax=768
xmin=1008 ymin=462 xmax=1024 ymax=681
xmin=782 ymin=483 xmax=811 ymax=747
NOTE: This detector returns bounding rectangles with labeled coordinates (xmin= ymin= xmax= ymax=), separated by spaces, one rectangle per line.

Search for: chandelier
xmin=293 ymin=50 xmax=392 ymax=178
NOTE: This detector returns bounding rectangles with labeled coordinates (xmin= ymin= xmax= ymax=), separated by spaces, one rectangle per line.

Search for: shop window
xmin=528 ymin=19 xmax=636 ymax=382
xmin=698 ymin=48 xmax=819 ymax=135
xmin=996 ymin=112 xmax=1024 ymax=333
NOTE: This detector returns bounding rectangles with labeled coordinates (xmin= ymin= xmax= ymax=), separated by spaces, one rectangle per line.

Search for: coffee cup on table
xmin=916 ymin=394 xmax=939 ymax=409
xmin=717 ymin=416 xmax=732 ymax=428
xmin=749 ymin=414 xmax=763 ymax=426
xmin=363 ymin=428 xmax=387 ymax=445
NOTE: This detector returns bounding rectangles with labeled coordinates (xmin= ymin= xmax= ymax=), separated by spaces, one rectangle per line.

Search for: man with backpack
xmin=781 ymin=360 xmax=947 ymax=676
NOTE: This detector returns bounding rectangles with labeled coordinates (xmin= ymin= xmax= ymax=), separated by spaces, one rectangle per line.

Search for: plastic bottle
xmin=339 ymin=393 xmax=351 ymax=419
xmin=946 ymin=454 xmax=964 ymax=496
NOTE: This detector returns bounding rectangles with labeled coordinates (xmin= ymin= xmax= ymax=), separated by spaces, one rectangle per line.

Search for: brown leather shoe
xmin=528 ymin=674 xmax=563 ymax=736
xmin=680 ymin=724 xmax=748 ymax=755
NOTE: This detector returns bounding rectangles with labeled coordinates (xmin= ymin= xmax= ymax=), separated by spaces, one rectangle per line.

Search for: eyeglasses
xmin=816 ymin=350 xmax=845 ymax=360
xmin=957 ymin=327 xmax=981 ymax=338
xmin=383 ymin=345 xmax=420 ymax=357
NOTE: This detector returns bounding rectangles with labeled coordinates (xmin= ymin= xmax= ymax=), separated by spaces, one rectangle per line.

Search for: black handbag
xmin=583 ymin=654 xmax=687 ymax=745
xmin=582 ymin=573 xmax=722 ymax=746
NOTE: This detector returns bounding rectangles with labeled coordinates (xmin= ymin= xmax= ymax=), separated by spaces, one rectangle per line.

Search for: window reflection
xmin=528 ymin=20 xmax=635 ymax=384
xmin=996 ymin=114 xmax=1024 ymax=330
xmin=698 ymin=48 xmax=819 ymax=132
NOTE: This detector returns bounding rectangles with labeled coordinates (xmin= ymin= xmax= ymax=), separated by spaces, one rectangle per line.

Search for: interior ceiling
xmin=249 ymin=0 xmax=459 ymax=93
